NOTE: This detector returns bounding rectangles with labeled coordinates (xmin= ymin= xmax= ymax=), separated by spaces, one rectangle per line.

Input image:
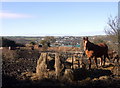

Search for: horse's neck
xmin=87 ymin=41 xmax=97 ymax=50
xmin=88 ymin=41 xmax=95 ymax=46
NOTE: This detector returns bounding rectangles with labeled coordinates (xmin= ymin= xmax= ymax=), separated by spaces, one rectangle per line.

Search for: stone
xmin=36 ymin=53 xmax=48 ymax=75
xmin=63 ymin=69 xmax=74 ymax=82
xmin=99 ymin=76 xmax=109 ymax=80
xmin=55 ymin=53 xmax=64 ymax=78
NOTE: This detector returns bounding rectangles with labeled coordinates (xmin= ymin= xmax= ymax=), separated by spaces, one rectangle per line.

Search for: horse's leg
xmin=94 ymin=57 xmax=98 ymax=68
xmin=117 ymin=58 xmax=119 ymax=64
xmin=106 ymin=53 xmax=110 ymax=62
xmin=88 ymin=58 xmax=91 ymax=69
xmin=102 ymin=51 xmax=110 ymax=65
xmin=100 ymin=56 xmax=103 ymax=66
xmin=115 ymin=55 xmax=119 ymax=63
xmin=103 ymin=55 xmax=106 ymax=66
xmin=113 ymin=57 xmax=116 ymax=63
xmin=117 ymin=55 xmax=119 ymax=63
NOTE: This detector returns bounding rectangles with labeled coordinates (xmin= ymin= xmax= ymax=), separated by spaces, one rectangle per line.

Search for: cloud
xmin=0 ymin=12 xmax=33 ymax=19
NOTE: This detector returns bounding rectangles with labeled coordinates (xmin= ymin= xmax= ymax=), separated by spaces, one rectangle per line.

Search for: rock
xmin=30 ymin=74 xmax=41 ymax=81
xmin=99 ymin=76 xmax=109 ymax=80
xmin=55 ymin=53 xmax=64 ymax=78
xmin=21 ymin=72 xmax=33 ymax=77
xmin=36 ymin=53 xmax=48 ymax=75
xmin=63 ymin=69 xmax=74 ymax=82
xmin=112 ymin=64 xmax=120 ymax=76
xmin=92 ymin=78 xmax=99 ymax=81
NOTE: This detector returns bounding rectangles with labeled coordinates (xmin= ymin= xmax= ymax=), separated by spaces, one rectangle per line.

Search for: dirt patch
xmin=2 ymin=49 xmax=120 ymax=87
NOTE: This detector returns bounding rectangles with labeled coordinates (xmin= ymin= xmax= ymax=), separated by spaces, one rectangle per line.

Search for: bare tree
xmin=104 ymin=16 xmax=120 ymax=52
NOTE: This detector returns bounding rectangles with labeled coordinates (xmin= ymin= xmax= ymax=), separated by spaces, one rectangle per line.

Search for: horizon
xmin=1 ymin=34 xmax=107 ymax=37
xmin=1 ymin=2 xmax=118 ymax=36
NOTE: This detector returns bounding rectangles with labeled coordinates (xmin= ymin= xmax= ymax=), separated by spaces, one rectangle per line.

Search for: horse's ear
xmin=86 ymin=37 xmax=88 ymax=40
xmin=83 ymin=37 xmax=85 ymax=40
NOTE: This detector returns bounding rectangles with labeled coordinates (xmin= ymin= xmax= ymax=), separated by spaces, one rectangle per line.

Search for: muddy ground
xmin=1 ymin=49 xmax=120 ymax=88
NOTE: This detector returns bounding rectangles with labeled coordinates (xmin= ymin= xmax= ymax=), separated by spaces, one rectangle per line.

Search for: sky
xmin=0 ymin=1 xmax=118 ymax=36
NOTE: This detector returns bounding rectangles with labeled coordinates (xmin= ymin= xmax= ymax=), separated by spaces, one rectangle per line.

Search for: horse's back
xmin=86 ymin=43 xmax=109 ymax=58
xmin=97 ymin=43 xmax=106 ymax=47
xmin=97 ymin=43 xmax=108 ymax=52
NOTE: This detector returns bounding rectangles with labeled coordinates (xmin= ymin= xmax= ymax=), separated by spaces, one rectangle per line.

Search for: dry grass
xmin=2 ymin=47 xmax=120 ymax=87
xmin=48 ymin=46 xmax=81 ymax=52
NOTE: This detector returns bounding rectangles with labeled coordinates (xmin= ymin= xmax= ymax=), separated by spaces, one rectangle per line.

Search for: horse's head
xmin=83 ymin=37 xmax=89 ymax=51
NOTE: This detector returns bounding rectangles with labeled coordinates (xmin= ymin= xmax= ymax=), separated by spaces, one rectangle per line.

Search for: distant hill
xmin=1 ymin=35 xmax=112 ymax=47
xmin=1 ymin=36 xmax=44 ymax=45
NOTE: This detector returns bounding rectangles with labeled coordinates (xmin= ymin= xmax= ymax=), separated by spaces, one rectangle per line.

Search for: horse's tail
xmin=104 ymin=44 xmax=110 ymax=61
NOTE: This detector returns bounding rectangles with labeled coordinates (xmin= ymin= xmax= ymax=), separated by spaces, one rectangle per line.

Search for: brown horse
xmin=83 ymin=37 xmax=109 ymax=69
